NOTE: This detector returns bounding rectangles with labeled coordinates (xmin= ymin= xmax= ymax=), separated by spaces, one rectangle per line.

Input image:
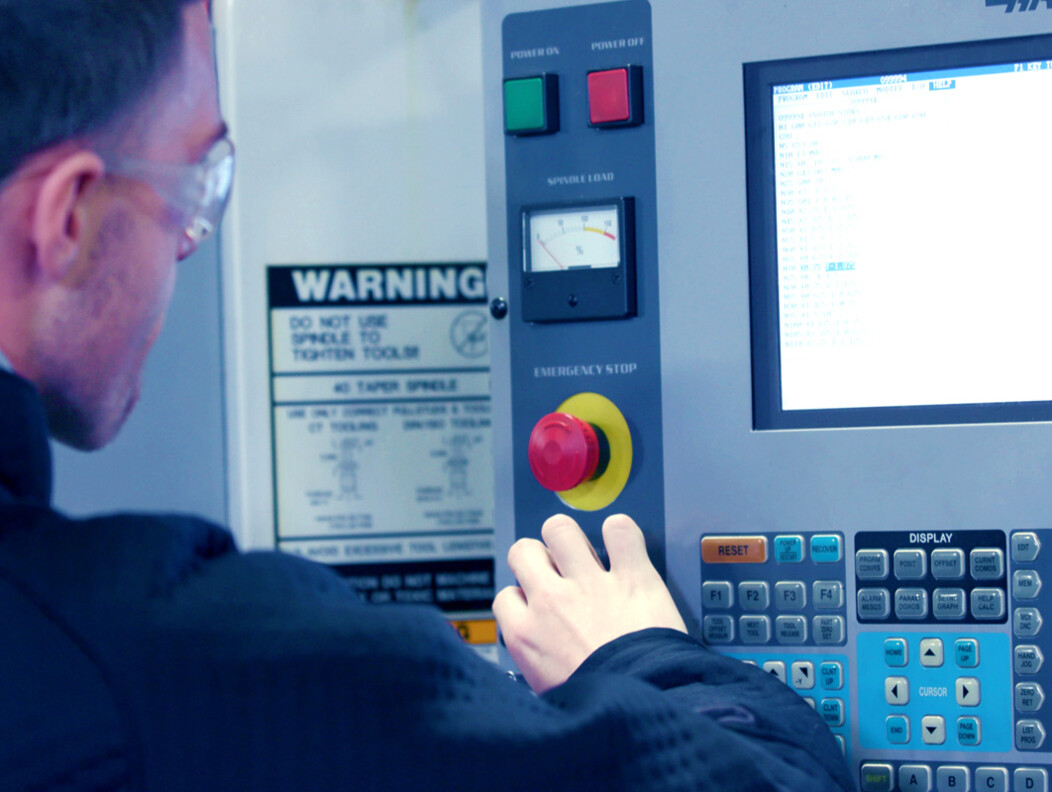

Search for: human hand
xmin=493 ymin=513 xmax=687 ymax=693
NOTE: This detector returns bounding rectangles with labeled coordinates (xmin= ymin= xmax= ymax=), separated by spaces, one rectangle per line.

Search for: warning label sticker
xmin=267 ymin=263 xmax=494 ymax=610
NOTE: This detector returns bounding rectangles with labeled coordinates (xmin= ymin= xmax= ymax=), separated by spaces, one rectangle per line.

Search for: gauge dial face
xmin=526 ymin=205 xmax=621 ymax=272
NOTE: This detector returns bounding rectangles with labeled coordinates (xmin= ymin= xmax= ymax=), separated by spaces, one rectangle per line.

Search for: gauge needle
xmin=537 ymin=237 xmax=565 ymax=269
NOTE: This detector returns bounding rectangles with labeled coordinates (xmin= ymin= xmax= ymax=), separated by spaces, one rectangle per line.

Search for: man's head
xmin=0 ymin=0 xmax=230 ymax=450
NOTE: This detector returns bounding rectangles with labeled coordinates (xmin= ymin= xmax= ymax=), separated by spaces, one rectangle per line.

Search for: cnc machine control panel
xmin=485 ymin=2 xmax=1052 ymax=789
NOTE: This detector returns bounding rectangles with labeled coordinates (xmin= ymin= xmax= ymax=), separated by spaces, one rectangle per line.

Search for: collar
xmin=0 ymin=347 xmax=11 ymax=372
xmin=0 ymin=369 xmax=52 ymax=505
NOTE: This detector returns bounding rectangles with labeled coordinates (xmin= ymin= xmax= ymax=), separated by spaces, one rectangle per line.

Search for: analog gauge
xmin=527 ymin=205 xmax=621 ymax=272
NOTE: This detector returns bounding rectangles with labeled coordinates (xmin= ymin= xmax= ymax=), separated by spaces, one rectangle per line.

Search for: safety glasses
xmin=102 ymin=136 xmax=235 ymax=243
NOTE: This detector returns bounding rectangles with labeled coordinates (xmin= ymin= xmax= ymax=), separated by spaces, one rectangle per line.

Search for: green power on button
xmin=504 ymin=75 xmax=556 ymax=134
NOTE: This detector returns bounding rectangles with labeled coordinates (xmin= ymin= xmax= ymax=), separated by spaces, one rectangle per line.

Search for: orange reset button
xmin=701 ymin=536 xmax=769 ymax=564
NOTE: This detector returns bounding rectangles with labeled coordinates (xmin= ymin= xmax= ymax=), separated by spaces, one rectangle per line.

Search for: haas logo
xmin=987 ymin=0 xmax=1052 ymax=10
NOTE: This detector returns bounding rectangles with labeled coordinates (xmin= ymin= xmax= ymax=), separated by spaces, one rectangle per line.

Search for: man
xmin=0 ymin=1 xmax=853 ymax=790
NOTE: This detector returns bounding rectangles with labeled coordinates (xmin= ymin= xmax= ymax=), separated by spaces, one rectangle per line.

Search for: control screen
xmin=747 ymin=35 xmax=1052 ymax=429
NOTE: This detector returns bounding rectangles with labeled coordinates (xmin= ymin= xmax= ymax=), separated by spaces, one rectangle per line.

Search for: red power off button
xmin=528 ymin=413 xmax=608 ymax=492
xmin=587 ymin=65 xmax=643 ymax=128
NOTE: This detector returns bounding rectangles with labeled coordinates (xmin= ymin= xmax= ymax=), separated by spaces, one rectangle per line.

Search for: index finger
xmin=541 ymin=513 xmax=605 ymax=580
xmin=601 ymin=513 xmax=657 ymax=578
xmin=506 ymin=536 xmax=559 ymax=597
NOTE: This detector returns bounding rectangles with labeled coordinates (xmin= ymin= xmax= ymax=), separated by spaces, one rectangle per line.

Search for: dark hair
xmin=0 ymin=0 xmax=198 ymax=183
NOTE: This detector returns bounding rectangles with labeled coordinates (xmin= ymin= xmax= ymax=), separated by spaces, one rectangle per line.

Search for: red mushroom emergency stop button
xmin=527 ymin=412 xmax=609 ymax=492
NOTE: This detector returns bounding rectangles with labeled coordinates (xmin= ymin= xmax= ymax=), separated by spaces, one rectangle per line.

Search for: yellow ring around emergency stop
xmin=554 ymin=392 xmax=632 ymax=511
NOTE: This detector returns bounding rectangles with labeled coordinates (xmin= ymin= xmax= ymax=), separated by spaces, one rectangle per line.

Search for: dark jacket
xmin=0 ymin=368 xmax=853 ymax=791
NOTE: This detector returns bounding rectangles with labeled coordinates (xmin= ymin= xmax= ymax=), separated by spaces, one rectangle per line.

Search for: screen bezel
xmin=745 ymin=34 xmax=1052 ymax=430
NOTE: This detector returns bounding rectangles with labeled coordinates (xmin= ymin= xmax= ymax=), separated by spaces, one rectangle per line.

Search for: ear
xmin=30 ymin=150 xmax=105 ymax=281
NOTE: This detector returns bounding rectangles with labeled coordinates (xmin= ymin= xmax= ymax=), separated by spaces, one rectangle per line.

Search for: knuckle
xmin=540 ymin=515 xmax=576 ymax=544
xmin=492 ymin=585 xmax=520 ymax=611
xmin=540 ymin=519 xmax=570 ymax=544
xmin=506 ymin=537 xmax=538 ymax=566
xmin=507 ymin=538 xmax=547 ymax=563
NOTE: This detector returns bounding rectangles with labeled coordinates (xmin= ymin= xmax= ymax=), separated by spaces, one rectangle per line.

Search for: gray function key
xmin=1012 ymin=531 xmax=1042 ymax=563
xmin=738 ymin=581 xmax=769 ymax=611
xmin=1015 ymin=645 xmax=1045 ymax=675
xmin=1013 ymin=569 xmax=1043 ymax=600
xmin=858 ymin=588 xmax=891 ymax=620
xmin=813 ymin=615 xmax=845 ymax=644
xmin=895 ymin=588 xmax=929 ymax=620
xmin=969 ymin=548 xmax=1004 ymax=580
xmin=1015 ymin=768 xmax=1049 ymax=792
xmin=1015 ymin=682 xmax=1045 ymax=712
xmin=975 ymin=768 xmax=1008 ymax=792
xmin=1014 ymin=607 xmax=1043 ymax=638
xmin=856 ymin=549 xmax=890 ymax=580
xmin=932 ymin=588 xmax=966 ymax=620
xmin=775 ymin=615 xmax=807 ymax=644
xmin=936 ymin=766 xmax=969 ymax=792
xmin=702 ymin=615 xmax=733 ymax=644
xmin=774 ymin=581 xmax=807 ymax=610
xmin=898 ymin=765 xmax=932 ymax=792
xmin=812 ymin=580 xmax=843 ymax=609
xmin=702 ymin=581 xmax=734 ymax=609
xmin=894 ymin=548 xmax=927 ymax=580
xmin=739 ymin=615 xmax=771 ymax=644
xmin=930 ymin=548 xmax=965 ymax=580
xmin=1016 ymin=720 xmax=1046 ymax=750
xmin=970 ymin=588 xmax=1005 ymax=620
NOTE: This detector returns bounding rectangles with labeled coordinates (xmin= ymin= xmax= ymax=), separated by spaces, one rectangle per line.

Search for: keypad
xmin=855 ymin=530 xmax=1007 ymax=624
xmin=700 ymin=531 xmax=846 ymax=647
xmin=859 ymin=632 xmax=1012 ymax=752
xmin=860 ymin=764 xmax=1048 ymax=792
xmin=1009 ymin=530 xmax=1047 ymax=754
xmin=741 ymin=651 xmax=849 ymax=747
xmin=702 ymin=527 xmax=1049 ymax=776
